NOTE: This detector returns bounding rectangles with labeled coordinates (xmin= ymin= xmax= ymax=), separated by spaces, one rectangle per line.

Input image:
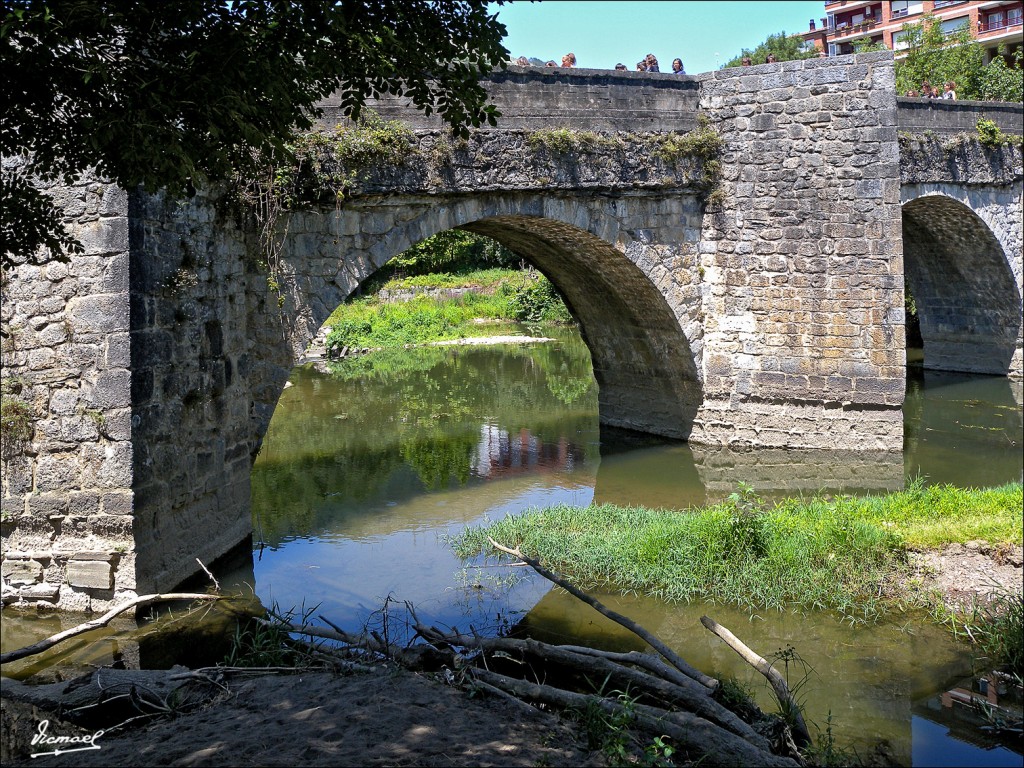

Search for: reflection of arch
xmin=271 ymin=194 xmax=704 ymax=442
xmin=902 ymin=194 xmax=1022 ymax=375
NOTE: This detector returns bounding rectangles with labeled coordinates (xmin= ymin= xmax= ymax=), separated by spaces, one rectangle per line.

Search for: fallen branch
xmin=0 ymin=593 xmax=220 ymax=665
xmin=700 ymin=615 xmax=812 ymax=749
xmin=415 ymin=625 xmax=759 ymax=746
xmin=487 ymin=537 xmax=717 ymax=690
xmin=471 ymin=667 xmax=799 ymax=768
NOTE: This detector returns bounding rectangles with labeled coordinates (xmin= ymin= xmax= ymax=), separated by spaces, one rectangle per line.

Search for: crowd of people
xmin=510 ymin=51 xmax=829 ymax=73
xmin=511 ymin=52 xmax=686 ymax=73
xmin=904 ymin=80 xmax=957 ymax=99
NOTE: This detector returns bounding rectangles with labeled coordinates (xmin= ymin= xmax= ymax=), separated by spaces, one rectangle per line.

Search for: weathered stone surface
xmin=1 ymin=53 xmax=1021 ymax=606
xmin=66 ymin=559 xmax=114 ymax=590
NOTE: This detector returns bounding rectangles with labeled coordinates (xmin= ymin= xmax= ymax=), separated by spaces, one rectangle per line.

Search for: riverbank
xmin=454 ymin=483 xmax=1024 ymax=623
xmin=3 ymin=539 xmax=1017 ymax=767
xmin=320 ymin=267 xmax=571 ymax=355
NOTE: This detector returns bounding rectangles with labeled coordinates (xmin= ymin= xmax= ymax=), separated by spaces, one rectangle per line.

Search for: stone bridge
xmin=2 ymin=53 xmax=1021 ymax=610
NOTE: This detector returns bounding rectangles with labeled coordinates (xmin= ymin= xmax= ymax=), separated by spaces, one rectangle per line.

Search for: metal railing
xmin=979 ymin=17 xmax=1023 ymax=33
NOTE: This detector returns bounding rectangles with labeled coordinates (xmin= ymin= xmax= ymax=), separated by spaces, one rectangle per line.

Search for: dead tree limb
xmin=700 ymin=615 xmax=812 ymax=749
xmin=471 ymin=667 xmax=799 ymax=768
xmin=487 ymin=538 xmax=717 ymax=690
xmin=414 ymin=625 xmax=759 ymax=746
xmin=0 ymin=593 xmax=220 ymax=665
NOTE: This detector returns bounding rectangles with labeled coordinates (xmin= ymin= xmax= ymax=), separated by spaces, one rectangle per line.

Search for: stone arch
xmin=264 ymin=193 xmax=704 ymax=445
xmin=901 ymin=192 xmax=1022 ymax=375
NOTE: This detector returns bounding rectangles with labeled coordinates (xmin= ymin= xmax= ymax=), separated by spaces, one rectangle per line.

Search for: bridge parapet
xmin=319 ymin=66 xmax=701 ymax=134
xmin=896 ymin=97 xmax=1023 ymax=137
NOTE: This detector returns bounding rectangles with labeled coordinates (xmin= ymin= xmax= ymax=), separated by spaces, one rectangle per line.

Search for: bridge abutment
xmin=3 ymin=53 xmax=1022 ymax=608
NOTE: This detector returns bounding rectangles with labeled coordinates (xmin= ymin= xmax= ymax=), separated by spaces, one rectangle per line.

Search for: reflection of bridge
xmin=471 ymin=425 xmax=584 ymax=480
xmin=3 ymin=52 xmax=1022 ymax=609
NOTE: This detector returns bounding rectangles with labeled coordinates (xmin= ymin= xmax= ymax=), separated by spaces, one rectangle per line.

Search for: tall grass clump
xmin=454 ymin=501 xmax=907 ymax=621
xmin=947 ymin=587 xmax=1024 ymax=677
xmin=453 ymin=483 xmax=1022 ymax=622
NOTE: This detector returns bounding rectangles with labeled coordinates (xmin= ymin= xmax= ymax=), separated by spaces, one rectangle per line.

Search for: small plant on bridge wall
xmin=1 ymin=379 xmax=33 ymax=460
xmin=234 ymin=111 xmax=418 ymax=307
xmin=652 ymin=114 xmax=726 ymax=206
xmin=527 ymin=128 xmax=624 ymax=154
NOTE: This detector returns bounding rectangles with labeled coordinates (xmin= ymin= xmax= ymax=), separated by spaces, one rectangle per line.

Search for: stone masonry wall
xmin=3 ymin=53 xmax=1021 ymax=605
xmin=900 ymin=137 xmax=1023 ymax=378
xmin=321 ymin=66 xmax=701 ymax=134
xmin=1 ymin=165 xmax=135 ymax=612
xmin=692 ymin=52 xmax=905 ymax=450
xmin=127 ymin=189 xmax=258 ymax=595
xmin=896 ymin=97 xmax=1024 ymax=137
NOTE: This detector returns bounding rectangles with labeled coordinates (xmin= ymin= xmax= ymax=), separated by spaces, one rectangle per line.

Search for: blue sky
xmin=493 ymin=1 xmax=824 ymax=73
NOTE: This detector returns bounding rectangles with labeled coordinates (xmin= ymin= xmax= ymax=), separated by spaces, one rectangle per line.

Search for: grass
xmin=325 ymin=268 xmax=571 ymax=352
xmin=945 ymin=585 xmax=1024 ymax=677
xmin=452 ymin=482 xmax=1022 ymax=623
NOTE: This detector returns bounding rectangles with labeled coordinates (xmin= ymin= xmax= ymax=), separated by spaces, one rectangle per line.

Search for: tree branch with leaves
xmin=1 ymin=0 xmax=509 ymax=271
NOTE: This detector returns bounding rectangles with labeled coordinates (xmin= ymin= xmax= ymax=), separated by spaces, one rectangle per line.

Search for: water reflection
xmin=243 ymin=330 xmax=1021 ymax=766
xmin=4 ymin=328 xmax=1021 ymax=766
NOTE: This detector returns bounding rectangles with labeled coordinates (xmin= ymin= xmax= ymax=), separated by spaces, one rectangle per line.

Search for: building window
xmin=932 ymin=0 xmax=966 ymax=8
xmin=892 ymin=30 xmax=911 ymax=50
xmin=1009 ymin=7 xmax=1023 ymax=26
xmin=940 ymin=16 xmax=970 ymax=36
xmin=985 ymin=11 xmax=1005 ymax=32
xmin=889 ymin=0 xmax=924 ymax=19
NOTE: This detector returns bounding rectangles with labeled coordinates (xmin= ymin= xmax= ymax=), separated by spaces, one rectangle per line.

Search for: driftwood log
xmin=701 ymin=615 xmax=812 ymax=748
xmin=270 ymin=540 xmax=810 ymax=766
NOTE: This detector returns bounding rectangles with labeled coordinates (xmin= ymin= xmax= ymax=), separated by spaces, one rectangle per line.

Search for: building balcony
xmin=979 ymin=17 xmax=1024 ymax=32
xmin=831 ymin=19 xmax=880 ymax=39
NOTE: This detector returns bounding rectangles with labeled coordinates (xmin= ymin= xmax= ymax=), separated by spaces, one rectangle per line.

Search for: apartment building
xmin=801 ymin=1 xmax=1023 ymax=61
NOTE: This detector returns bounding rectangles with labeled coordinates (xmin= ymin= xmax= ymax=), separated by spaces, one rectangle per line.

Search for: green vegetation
xmin=651 ymin=115 xmax=726 ymax=205
xmin=3 ymin=1 xmax=509 ymax=272
xmin=721 ymin=31 xmax=818 ymax=68
xmin=324 ymin=270 xmax=569 ymax=353
xmin=322 ymin=229 xmax=571 ymax=353
xmin=528 ymin=128 xmax=624 ymax=154
xmin=374 ymin=229 xmax=517 ymax=285
xmin=453 ymin=482 xmax=1023 ymax=622
xmin=975 ymin=117 xmax=1017 ymax=149
xmin=947 ymin=585 xmax=1024 ymax=677
xmin=0 ymin=382 xmax=32 ymax=460
xmin=894 ymin=15 xmax=1023 ymax=103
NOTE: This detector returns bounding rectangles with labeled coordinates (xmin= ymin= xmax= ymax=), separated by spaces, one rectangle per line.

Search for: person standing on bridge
xmin=943 ymin=81 xmax=957 ymax=100
xmin=671 ymin=57 xmax=685 ymax=74
xmin=561 ymin=52 xmax=576 ymax=68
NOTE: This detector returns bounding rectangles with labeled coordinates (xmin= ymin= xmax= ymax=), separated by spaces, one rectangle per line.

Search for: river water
xmin=247 ymin=326 xmax=1022 ymax=766
xmin=3 ymin=325 xmax=1021 ymax=765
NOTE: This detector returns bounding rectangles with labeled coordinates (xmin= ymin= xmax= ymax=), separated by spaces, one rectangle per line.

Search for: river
xmin=3 ymin=324 xmax=1021 ymax=765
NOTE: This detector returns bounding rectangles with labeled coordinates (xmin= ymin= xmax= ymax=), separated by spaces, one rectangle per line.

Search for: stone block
xmin=67 ymin=559 xmax=114 ymax=589
xmin=2 ymin=558 xmax=43 ymax=585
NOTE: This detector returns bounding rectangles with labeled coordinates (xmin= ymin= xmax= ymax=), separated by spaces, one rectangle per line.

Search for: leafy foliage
xmin=372 ymin=230 xmax=518 ymax=286
xmin=1 ymin=1 xmax=509 ymax=270
xmin=500 ymin=273 xmax=572 ymax=323
xmin=893 ymin=15 xmax=1023 ymax=102
xmin=721 ymin=31 xmax=817 ymax=68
